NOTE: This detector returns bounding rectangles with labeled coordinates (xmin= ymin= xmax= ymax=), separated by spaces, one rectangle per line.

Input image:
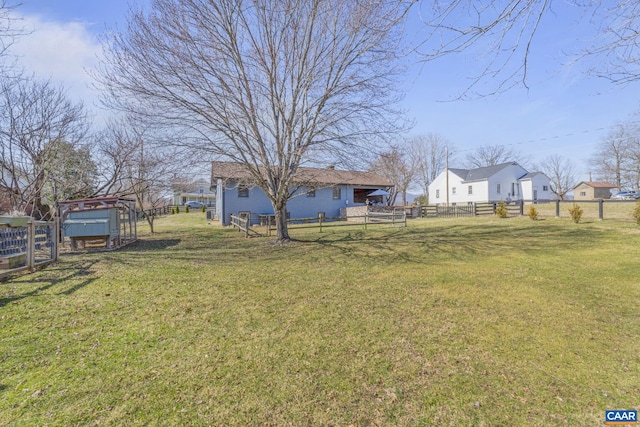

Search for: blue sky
xmin=10 ymin=0 xmax=640 ymax=181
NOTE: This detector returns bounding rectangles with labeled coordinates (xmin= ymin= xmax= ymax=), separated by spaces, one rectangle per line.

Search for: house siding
xmin=573 ymin=182 xmax=614 ymax=200
xmin=429 ymin=163 xmax=552 ymax=204
xmin=521 ymin=174 xmax=553 ymax=201
xmin=215 ymin=181 xmax=370 ymax=225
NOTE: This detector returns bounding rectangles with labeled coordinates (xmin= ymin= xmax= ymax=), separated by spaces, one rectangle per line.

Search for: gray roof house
xmin=211 ymin=161 xmax=392 ymax=225
xmin=428 ymin=162 xmax=552 ymax=204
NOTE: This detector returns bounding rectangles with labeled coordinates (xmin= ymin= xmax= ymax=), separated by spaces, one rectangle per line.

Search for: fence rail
xmin=1 ymin=220 xmax=59 ymax=279
xmin=421 ymin=199 xmax=640 ymax=221
xmin=229 ymin=214 xmax=250 ymax=238
xmin=231 ymin=209 xmax=407 ymax=238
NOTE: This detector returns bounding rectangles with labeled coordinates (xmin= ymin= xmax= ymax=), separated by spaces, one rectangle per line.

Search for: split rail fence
xmin=230 ymin=209 xmax=407 ymax=238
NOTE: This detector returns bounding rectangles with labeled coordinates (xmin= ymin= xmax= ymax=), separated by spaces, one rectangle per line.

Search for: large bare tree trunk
xmin=274 ymin=203 xmax=289 ymax=242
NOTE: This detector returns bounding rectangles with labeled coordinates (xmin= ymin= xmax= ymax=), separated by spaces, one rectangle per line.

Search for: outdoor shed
xmin=573 ymin=181 xmax=617 ymax=200
xmin=59 ymin=196 xmax=138 ymax=250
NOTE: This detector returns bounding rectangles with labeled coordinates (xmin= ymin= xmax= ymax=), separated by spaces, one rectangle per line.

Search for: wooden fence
xmin=421 ymin=199 xmax=640 ymax=221
xmin=1 ymin=220 xmax=59 ymax=280
xmin=421 ymin=201 xmax=525 ymax=218
xmin=230 ymin=209 xmax=407 ymax=238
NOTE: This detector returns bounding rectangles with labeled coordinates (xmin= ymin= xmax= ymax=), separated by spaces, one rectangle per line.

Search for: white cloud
xmin=7 ymin=13 xmax=104 ymax=114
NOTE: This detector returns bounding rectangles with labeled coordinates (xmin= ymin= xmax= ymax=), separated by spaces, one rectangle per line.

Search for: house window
xmin=436 ymin=189 xmax=440 ymax=198
xmin=580 ymin=191 xmax=586 ymax=197
xmin=452 ymin=187 xmax=457 ymax=195
xmin=543 ymin=185 xmax=549 ymax=191
xmin=497 ymin=184 xmax=501 ymax=194
xmin=332 ymin=186 xmax=341 ymax=199
xmin=307 ymin=187 xmax=316 ymax=197
xmin=468 ymin=185 xmax=473 ymax=195
xmin=512 ymin=183 xmax=515 ymax=196
xmin=238 ymin=185 xmax=249 ymax=198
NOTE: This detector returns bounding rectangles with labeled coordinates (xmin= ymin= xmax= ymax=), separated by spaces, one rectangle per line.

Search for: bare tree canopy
xmin=410 ymin=133 xmax=452 ymax=201
xmin=464 ymin=144 xmax=530 ymax=169
xmin=370 ymin=144 xmax=417 ymax=206
xmin=0 ymin=76 xmax=89 ymax=218
xmin=91 ymin=118 xmax=186 ymax=233
xmin=589 ymin=122 xmax=635 ymax=189
xmin=417 ymin=1 xmax=640 ymax=97
xmin=97 ymin=0 xmax=411 ymax=241
xmin=539 ymin=154 xmax=576 ymax=200
xmin=0 ymin=1 xmax=24 ymax=71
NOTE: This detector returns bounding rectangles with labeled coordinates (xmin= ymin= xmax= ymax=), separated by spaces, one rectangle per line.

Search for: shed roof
xmin=573 ymin=181 xmax=617 ymax=189
xmin=211 ymin=161 xmax=391 ymax=187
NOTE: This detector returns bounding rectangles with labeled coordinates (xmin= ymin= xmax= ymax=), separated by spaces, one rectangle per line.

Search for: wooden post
xmin=598 ymin=199 xmax=604 ymax=220
xmin=244 ymin=217 xmax=249 ymax=238
xmin=364 ymin=212 xmax=368 ymax=230
xmin=519 ymin=200 xmax=524 ymax=216
xmin=27 ymin=221 xmax=35 ymax=272
xmin=555 ymin=200 xmax=560 ymax=217
xmin=54 ymin=218 xmax=60 ymax=262
xmin=318 ymin=212 xmax=323 ymax=233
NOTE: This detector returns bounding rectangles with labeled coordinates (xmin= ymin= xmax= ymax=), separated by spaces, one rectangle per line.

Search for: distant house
xmin=172 ymin=178 xmax=216 ymax=206
xmin=428 ymin=162 xmax=552 ymax=205
xmin=573 ymin=181 xmax=617 ymax=200
xmin=211 ymin=161 xmax=392 ymax=225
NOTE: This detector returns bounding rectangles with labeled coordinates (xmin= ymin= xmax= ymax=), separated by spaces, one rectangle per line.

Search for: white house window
xmin=307 ymin=187 xmax=316 ymax=197
xmin=436 ymin=189 xmax=440 ymax=198
xmin=452 ymin=187 xmax=457 ymax=195
xmin=332 ymin=187 xmax=341 ymax=199
xmin=238 ymin=185 xmax=249 ymax=198
xmin=497 ymin=184 xmax=501 ymax=194
xmin=468 ymin=185 xmax=473 ymax=195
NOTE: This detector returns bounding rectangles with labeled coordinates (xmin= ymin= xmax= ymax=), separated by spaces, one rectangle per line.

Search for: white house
xmin=428 ymin=162 xmax=552 ymax=205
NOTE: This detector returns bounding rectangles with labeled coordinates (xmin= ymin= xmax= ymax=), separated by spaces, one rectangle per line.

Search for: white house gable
xmin=429 ymin=162 xmax=551 ymax=204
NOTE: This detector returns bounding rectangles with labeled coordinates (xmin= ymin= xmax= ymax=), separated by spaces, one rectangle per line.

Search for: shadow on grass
xmin=304 ymin=221 xmax=610 ymax=264
xmin=0 ymin=261 xmax=99 ymax=309
xmin=47 ymin=219 xmax=618 ymax=271
xmin=120 ymin=238 xmax=182 ymax=252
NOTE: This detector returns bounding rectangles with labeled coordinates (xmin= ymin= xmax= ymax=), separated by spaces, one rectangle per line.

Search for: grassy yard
xmin=2 ymin=213 xmax=639 ymax=426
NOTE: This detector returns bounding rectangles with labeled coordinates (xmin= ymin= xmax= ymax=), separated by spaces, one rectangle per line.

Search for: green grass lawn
xmin=2 ymin=213 xmax=639 ymax=426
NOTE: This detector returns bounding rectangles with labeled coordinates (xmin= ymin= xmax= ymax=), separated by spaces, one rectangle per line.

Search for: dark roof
xmin=211 ymin=161 xmax=391 ymax=187
xmin=519 ymin=172 xmax=546 ymax=180
xmin=573 ymin=181 xmax=617 ymax=189
xmin=449 ymin=162 xmax=523 ymax=182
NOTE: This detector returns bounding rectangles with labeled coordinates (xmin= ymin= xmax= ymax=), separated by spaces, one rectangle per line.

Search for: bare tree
xmin=0 ymin=1 xmax=24 ymax=75
xmin=371 ymin=145 xmax=417 ymax=206
xmin=589 ymin=122 xmax=634 ymax=189
xmin=417 ymin=1 xmax=640 ymax=98
xmin=410 ymin=133 xmax=451 ymax=202
xmin=0 ymin=76 xmax=88 ymax=218
xmin=91 ymin=119 xmax=185 ymax=232
xmin=465 ymin=144 xmax=530 ymax=169
xmin=539 ymin=154 xmax=576 ymax=200
xmin=96 ymin=0 xmax=411 ymax=242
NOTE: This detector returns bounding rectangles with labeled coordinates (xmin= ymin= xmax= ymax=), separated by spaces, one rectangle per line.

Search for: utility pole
xmin=445 ymin=146 xmax=449 ymax=206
